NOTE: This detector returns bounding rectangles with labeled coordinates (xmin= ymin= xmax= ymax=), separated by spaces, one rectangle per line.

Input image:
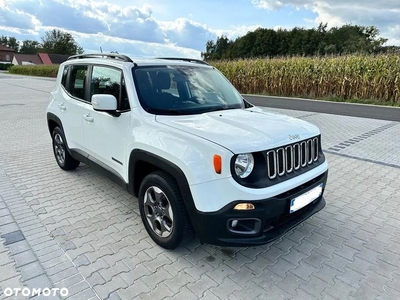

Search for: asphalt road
xmin=244 ymin=95 xmax=400 ymax=122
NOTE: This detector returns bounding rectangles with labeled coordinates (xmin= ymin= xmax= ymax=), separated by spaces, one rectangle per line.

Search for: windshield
xmin=132 ymin=65 xmax=245 ymax=115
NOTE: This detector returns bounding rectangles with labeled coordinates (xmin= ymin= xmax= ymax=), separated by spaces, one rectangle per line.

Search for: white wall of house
xmin=12 ymin=57 xmax=35 ymax=65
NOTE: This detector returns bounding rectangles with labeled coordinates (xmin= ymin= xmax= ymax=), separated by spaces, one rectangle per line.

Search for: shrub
xmin=9 ymin=65 xmax=59 ymax=77
xmin=0 ymin=63 xmax=12 ymax=71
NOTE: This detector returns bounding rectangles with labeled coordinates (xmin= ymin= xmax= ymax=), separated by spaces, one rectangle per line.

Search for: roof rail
xmin=156 ymin=57 xmax=209 ymax=65
xmin=68 ymin=53 xmax=134 ymax=63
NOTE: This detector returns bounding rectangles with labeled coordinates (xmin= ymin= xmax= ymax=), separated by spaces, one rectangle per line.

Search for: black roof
xmin=48 ymin=54 xmax=70 ymax=64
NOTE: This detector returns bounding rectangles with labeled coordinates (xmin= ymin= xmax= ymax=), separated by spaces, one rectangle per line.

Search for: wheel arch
xmin=47 ymin=112 xmax=63 ymax=136
xmin=47 ymin=113 xmax=75 ymax=159
xmin=128 ymin=149 xmax=200 ymax=233
xmin=128 ymin=149 xmax=189 ymax=197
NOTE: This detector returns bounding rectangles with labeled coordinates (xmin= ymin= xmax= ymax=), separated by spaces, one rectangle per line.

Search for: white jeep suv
xmin=46 ymin=54 xmax=328 ymax=249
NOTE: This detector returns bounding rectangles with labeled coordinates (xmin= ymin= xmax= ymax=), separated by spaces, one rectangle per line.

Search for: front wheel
xmin=52 ymin=127 xmax=80 ymax=170
xmin=138 ymin=171 xmax=193 ymax=249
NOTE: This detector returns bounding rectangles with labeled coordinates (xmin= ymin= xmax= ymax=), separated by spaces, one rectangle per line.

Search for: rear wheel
xmin=52 ymin=127 xmax=80 ymax=170
xmin=139 ymin=171 xmax=193 ymax=249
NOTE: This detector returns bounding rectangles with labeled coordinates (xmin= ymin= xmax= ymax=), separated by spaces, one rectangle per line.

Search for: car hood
xmin=155 ymin=107 xmax=320 ymax=153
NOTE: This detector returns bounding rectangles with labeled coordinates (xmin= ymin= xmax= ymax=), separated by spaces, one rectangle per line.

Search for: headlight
xmin=234 ymin=153 xmax=254 ymax=178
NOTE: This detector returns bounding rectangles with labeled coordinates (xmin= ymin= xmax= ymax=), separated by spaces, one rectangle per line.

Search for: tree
xmin=7 ymin=37 xmax=19 ymax=52
xmin=0 ymin=35 xmax=7 ymax=46
xmin=0 ymin=35 xmax=19 ymax=52
xmin=203 ymin=23 xmax=392 ymax=60
xmin=41 ymin=29 xmax=83 ymax=55
xmin=19 ymin=40 xmax=41 ymax=54
xmin=201 ymin=40 xmax=216 ymax=60
xmin=202 ymin=36 xmax=233 ymax=60
xmin=214 ymin=36 xmax=231 ymax=59
xmin=363 ymin=26 xmax=388 ymax=52
xmin=252 ymin=28 xmax=278 ymax=57
xmin=231 ymin=31 xmax=257 ymax=58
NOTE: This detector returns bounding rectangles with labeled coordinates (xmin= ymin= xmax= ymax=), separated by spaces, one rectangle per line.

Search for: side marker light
xmin=213 ymin=155 xmax=222 ymax=174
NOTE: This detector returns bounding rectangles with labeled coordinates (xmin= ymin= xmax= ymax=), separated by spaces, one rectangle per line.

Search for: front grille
xmin=266 ymin=137 xmax=319 ymax=180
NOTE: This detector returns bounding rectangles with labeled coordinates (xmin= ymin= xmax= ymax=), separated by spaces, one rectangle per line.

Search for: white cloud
xmin=0 ymin=0 xmax=222 ymax=54
xmin=252 ymin=0 xmax=311 ymax=10
xmin=70 ymin=31 xmax=201 ymax=58
xmin=0 ymin=26 xmax=24 ymax=35
xmin=214 ymin=25 xmax=263 ymax=40
xmin=385 ymin=25 xmax=400 ymax=46
xmin=160 ymin=18 xmax=217 ymax=49
xmin=252 ymin=0 xmax=400 ymax=45
xmin=0 ymin=6 xmax=38 ymax=30
xmin=272 ymin=25 xmax=292 ymax=31
xmin=4 ymin=0 xmax=397 ymax=58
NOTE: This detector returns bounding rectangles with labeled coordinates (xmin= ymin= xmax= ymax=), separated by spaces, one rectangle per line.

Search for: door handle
xmin=58 ymin=104 xmax=66 ymax=111
xmin=83 ymin=114 xmax=94 ymax=123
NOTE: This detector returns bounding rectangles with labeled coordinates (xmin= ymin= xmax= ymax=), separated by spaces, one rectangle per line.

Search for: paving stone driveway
xmin=0 ymin=74 xmax=399 ymax=300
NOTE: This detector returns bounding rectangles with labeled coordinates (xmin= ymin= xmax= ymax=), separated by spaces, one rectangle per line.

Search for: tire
xmin=138 ymin=171 xmax=194 ymax=249
xmin=51 ymin=127 xmax=80 ymax=170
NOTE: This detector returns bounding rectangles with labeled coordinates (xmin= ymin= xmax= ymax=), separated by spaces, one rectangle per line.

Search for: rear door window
xmin=66 ymin=65 xmax=88 ymax=101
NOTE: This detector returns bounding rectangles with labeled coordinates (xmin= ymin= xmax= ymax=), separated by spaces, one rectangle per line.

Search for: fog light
xmin=234 ymin=203 xmax=255 ymax=210
xmin=231 ymin=220 xmax=238 ymax=227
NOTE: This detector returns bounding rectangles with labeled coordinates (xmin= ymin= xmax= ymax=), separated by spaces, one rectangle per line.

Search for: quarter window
xmin=61 ymin=65 xmax=69 ymax=88
xmin=91 ymin=66 xmax=130 ymax=111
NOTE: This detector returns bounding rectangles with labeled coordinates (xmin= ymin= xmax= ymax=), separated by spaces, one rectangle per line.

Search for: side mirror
xmin=92 ymin=94 xmax=117 ymax=111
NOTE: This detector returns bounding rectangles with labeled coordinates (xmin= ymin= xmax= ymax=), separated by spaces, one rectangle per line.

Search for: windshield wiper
xmin=149 ymin=105 xmax=241 ymax=116
xmin=203 ymin=105 xmax=240 ymax=113
xmin=148 ymin=108 xmax=182 ymax=115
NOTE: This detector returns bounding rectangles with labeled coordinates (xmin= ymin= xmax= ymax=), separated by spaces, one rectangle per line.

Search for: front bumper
xmin=193 ymin=171 xmax=328 ymax=247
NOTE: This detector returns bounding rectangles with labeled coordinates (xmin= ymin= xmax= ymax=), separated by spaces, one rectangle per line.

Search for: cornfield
xmin=211 ymin=54 xmax=400 ymax=104
xmin=7 ymin=55 xmax=400 ymax=104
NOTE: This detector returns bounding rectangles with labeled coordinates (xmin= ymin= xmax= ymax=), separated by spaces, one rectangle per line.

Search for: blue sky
xmin=0 ymin=0 xmax=399 ymax=58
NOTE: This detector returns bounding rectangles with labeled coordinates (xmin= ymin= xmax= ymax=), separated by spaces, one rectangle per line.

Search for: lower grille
xmin=266 ymin=137 xmax=319 ymax=180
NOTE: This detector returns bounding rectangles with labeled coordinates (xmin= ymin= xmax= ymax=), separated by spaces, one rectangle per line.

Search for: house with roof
xmin=0 ymin=45 xmax=15 ymax=63
xmin=12 ymin=54 xmax=43 ymax=65
xmin=40 ymin=53 xmax=69 ymax=64
xmin=12 ymin=53 xmax=70 ymax=65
